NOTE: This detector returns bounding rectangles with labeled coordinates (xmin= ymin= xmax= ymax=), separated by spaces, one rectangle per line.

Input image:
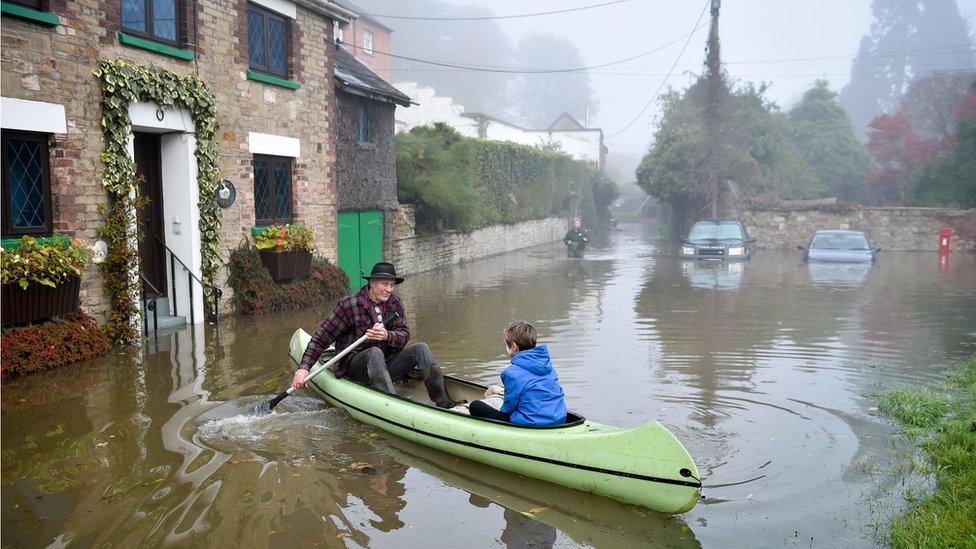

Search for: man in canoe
xmin=292 ymin=261 xmax=458 ymax=408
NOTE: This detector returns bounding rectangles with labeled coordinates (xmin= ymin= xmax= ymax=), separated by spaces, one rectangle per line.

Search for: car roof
xmin=692 ymin=219 xmax=743 ymax=225
xmin=813 ymin=229 xmax=867 ymax=235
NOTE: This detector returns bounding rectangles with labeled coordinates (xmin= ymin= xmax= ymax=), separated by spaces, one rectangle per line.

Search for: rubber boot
xmin=365 ymin=352 xmax=398 ymax=395
xmin=419 ymin=362 xmax=457 ymax=408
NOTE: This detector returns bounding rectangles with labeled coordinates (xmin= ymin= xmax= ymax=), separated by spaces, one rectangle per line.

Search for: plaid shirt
xmin=298 ymin=285 xmax=410 ymax=376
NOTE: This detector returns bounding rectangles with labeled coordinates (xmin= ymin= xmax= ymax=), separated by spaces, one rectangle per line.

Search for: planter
xmin=259 ymin=249 xmax=312 ymax=282
xmin=2 ymin=276 xmax=81 ymax=326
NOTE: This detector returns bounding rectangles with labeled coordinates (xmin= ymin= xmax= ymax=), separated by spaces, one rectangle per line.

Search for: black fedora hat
xmin=364 ymin=262 xmax=404 ymax=284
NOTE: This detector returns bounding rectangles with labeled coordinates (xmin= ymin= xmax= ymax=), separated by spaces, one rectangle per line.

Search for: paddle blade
xmin=248 ymin=390 xmax=289 ymax=415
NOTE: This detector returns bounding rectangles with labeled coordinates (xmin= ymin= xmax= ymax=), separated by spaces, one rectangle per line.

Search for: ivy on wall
xmin=93 ymin=59 xmax=221 ymax=344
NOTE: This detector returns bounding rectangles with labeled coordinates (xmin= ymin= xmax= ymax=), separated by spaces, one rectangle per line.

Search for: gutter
xmin=293 ymin=0 xmax=357 ymax=23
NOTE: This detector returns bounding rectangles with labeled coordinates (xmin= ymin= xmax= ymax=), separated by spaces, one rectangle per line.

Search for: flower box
xmin=2 ymin=275 xmax=81 ymax=326
xmin=259 ymin=249 xmax=312 ymax=282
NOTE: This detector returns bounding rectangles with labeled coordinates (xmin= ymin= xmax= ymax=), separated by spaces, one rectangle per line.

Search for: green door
xmin=337 ymin=210 xmax=384 ymax=290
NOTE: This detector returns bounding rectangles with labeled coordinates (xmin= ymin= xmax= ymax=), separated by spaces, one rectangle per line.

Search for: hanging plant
xmin=93 ymin=59 xmax=221 ymax=344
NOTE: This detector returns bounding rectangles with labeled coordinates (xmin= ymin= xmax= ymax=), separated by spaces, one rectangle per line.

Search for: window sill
xmin=1 ymin=234 xmax=66 ymax=249
xmin=247 ymin=70 xmax=300 ymax=90
xmin=118 ymin=32 xmax=195 ymax=61
xmin=1 ymin=2 xmax=60 ymax=26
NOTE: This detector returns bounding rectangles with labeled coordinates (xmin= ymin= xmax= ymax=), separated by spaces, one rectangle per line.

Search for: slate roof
xmin=333 ymin=46 xmax=411 ymax=107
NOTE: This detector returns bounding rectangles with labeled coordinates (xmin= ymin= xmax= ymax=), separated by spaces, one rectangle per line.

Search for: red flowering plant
xmin=253 ymin=224 xmax=314 ymax=252
xmin=1 ymin=236 xmax=88 ymax=289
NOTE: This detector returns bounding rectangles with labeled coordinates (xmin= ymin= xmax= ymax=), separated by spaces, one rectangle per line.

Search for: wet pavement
xmin=3 ymin=222 xmax=975 ymax=547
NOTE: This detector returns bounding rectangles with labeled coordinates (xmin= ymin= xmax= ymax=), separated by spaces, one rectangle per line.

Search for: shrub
xmin=227 ymin=243 xmax=348 ymax=314
xmin=253 ymin=224 xmax=315 ymax=252
xmin=396 ymin=124 xmax=599 ymax=232
xmin=1 ymin=236 xmax=87 ymax=289
xmin=0 ymin=313 xmax=110 ymax=380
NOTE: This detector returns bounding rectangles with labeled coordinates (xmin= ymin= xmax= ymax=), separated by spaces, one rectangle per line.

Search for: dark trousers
xmin=345 ymin=342 xmax=456 ymax=408
xmin=469 ymin=400 xmax=510 ymax=422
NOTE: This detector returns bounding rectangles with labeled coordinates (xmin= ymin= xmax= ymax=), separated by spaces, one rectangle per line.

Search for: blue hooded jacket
xmin=499 ymin=345 xmax=567 ymax=426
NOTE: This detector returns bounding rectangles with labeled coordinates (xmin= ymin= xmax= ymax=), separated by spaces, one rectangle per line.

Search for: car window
xmin=689 ymin=223 xmax=744 ymax=240
xmin=811 ymin=233 xmax=870 ymax=250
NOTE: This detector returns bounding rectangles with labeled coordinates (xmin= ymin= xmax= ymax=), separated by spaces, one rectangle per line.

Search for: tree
xmin=901 ymin=72 xmax=976 ymax=139
xmin=786 ymin=81 xmax=870 ymax=200
xmin=908 ymin=117 xmax=976 ymax=207
xmin=866 ymin=110 xmax=949 ymax=203
xmin=840 ymin=0 xmax=975 ymax=136
xmin=511 ymin=34 xmax=595 ymax=128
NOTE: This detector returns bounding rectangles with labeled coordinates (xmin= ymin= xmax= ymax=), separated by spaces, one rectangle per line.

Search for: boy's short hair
xmin=504 ymin=320 xmax=537 ymax=350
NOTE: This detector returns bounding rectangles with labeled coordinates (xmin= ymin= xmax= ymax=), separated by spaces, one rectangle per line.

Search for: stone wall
xmin=741 ymin=207 xmax=976 ymax=251
xmin=389 ymin=215 xmax=567 ymax=275
xmin=335 ymin=91 xmax=398 ymax=212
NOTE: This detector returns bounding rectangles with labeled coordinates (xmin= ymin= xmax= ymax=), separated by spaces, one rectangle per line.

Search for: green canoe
xmin=288 ymin=329 xmax=702 ymax=514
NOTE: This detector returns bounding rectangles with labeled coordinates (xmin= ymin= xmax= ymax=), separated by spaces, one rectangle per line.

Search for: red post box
xmin=939 ymin=227 xmax=952 ymax=255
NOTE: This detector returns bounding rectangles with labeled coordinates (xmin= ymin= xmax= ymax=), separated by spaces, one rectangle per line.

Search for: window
xmin=333 ymin=20 xmax=344 ymax=44
xmin=363 ymin=29 xmax=373 ymax=55
xmin=248 ymin=4 xmax=289 ymax=78
xmin=356 ymin=104 xmax=373 ymax=143
xmin=7 ymin=0 xmax=43 ymax=9
xmin=2 ymin=131 xmax=52 ymax=238
xmin=253 ymin=155 xmax=292 ymax=226
xmin=121 ymin=0 xmax=180 ymax=45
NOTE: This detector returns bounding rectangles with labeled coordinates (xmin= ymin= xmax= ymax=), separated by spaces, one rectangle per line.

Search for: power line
xmin=340 ymin=24 xmax=706 ymax=74
xmin=606 ymin=0 xmax=709 ymax=138
xmin=363 ymin=0 xmax=632 ymax=21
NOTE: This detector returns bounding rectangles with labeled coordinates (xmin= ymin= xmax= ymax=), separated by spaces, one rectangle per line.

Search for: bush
xmin=396 ymin=124 xmax=599 ymax=232
xmin=1 ymin=236 xmax=87 ymax=289
xmin=1 ymin=313 xmax=110 ymax=379
xmin=227 ymin=243 xmax=348 ymax=314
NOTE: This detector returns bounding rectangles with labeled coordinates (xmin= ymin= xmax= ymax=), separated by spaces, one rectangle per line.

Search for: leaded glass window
xmin=121 ymin=0 xmax=180 ymax=45
xmin=254 ymin=155 xmax=292 ymax=226
xmin=248 ymin=4 xmax=289 ymax=78
xmin=2 ymin=132 xmax=52 ymax=237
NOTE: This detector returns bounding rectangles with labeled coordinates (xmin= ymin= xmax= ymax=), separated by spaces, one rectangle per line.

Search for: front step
xmin=144 ymin=296 xmax=187 ymax=332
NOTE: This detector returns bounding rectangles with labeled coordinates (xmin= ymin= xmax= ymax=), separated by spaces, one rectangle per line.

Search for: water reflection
xmin=806 ymin=261 xmax=872 ymax=286
xmin=680 ymin=259 xmax=744 ymax=290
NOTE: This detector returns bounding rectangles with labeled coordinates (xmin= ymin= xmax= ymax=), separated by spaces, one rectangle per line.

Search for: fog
xmin=353 ymin=0 xmax=976 ymax=181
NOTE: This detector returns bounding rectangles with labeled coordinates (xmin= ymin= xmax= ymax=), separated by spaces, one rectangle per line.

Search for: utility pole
xmin=704 ymin=0 xmax=721 ymax=219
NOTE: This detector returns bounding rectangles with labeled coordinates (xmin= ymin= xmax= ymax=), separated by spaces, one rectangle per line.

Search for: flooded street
xmin=3 ymin=222 xmax=975 ymax=548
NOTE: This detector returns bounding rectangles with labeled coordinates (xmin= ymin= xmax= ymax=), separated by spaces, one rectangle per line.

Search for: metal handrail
xmin=152 ymin=235 xmax=222 ymax=324
xmin=140 ymin=273 xmax=161 ymax=339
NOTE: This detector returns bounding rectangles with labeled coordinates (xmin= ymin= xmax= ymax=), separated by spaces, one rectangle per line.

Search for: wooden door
xmin=133 ymin=133 xmax=167 ymax=295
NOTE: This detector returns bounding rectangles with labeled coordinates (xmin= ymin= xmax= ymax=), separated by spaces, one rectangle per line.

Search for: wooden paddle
xmin=253 ymin=312 xmax=399 ymax=414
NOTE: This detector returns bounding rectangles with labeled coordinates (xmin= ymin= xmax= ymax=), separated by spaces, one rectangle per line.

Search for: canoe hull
xmin=289 ymin=329 xmax=701 ymax=514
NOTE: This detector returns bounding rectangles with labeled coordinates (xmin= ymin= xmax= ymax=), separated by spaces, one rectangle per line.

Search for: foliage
xmin=901 ymin=72 xmax=976 ymax=140
xmin=227 ymin=242 xmax=348 ymax=314
xmin=591 ymin=171 xmax=619 ymax=219
xmin=0 ymin=313 xmax=110 ymax=380
xmin=395 ymin=124 xmax=598 ymax=232
xmin=840 ymin=0 xmax=975 ymax=135
xmin=93 ymin=59 xmax=220 ymax=344
xmin=866 ymin=110 xmax=950 ymax=203
xmin=874 ymin=357 xmax=976 ymax=549
xmin=907 ymin=118 xmax=976 ymax=208
xmin=786 ymin=80 xmax=870 ymax=200
xmin=0 ymin=236 xmax=87 ymax=289
xmin=97 ymin=198 xmax=145 ymax=345
xmin=253 ymin=224 xmax=314 ymax=252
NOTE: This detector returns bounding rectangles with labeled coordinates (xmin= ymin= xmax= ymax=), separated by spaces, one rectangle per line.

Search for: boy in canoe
xmin=469 ymin=320 xmax=567 ymax=426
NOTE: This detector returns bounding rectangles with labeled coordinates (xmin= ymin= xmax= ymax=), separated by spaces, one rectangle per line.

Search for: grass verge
xmin=873 ymin=356 xmax=976 ymax=548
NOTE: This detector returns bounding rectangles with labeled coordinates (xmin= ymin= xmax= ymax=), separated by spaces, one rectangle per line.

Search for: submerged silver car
xmin=799 ymin=230 xmax=880 ymax=263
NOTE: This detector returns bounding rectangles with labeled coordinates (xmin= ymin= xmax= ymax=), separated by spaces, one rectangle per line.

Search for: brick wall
xmin=389 ymin=215 xmax=567 ymax=275
xmin=1 ymin=0 xmax=343 ymax=320
xmin=741 ymin=207 xmax=976 ymax=251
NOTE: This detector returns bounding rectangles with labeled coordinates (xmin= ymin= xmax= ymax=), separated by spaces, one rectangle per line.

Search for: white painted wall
xmin=161 ymin=133 xmax=204 ymax=324
xmin=248 ymin=131 xmax=301 ymax=157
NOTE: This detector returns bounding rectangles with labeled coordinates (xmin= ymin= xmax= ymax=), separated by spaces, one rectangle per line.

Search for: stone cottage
xmin=1 ymin=0 xmax=358 ymax=336
xmin=332 ymin=44 xmax=409 ymax=288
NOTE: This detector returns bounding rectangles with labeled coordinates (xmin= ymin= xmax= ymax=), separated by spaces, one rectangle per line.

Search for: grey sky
xmin=399 ymin=0 xmax=976 ymax=166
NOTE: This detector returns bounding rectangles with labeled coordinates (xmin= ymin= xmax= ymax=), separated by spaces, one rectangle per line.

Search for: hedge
xmin=1 ymin=313 xmax=111 ymax=379
xmin=227 ymin=243 xmax=349 ymax=314
xmin=396 ymin=124 xmax=601 ymax=232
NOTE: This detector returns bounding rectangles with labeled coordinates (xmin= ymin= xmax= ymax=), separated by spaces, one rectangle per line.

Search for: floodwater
xmin=3 ymin=222 xmax=975 ymax=548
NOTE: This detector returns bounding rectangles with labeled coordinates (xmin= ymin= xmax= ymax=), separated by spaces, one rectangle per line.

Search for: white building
xmin=393 ymin=82 xmax=607 ymax=171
